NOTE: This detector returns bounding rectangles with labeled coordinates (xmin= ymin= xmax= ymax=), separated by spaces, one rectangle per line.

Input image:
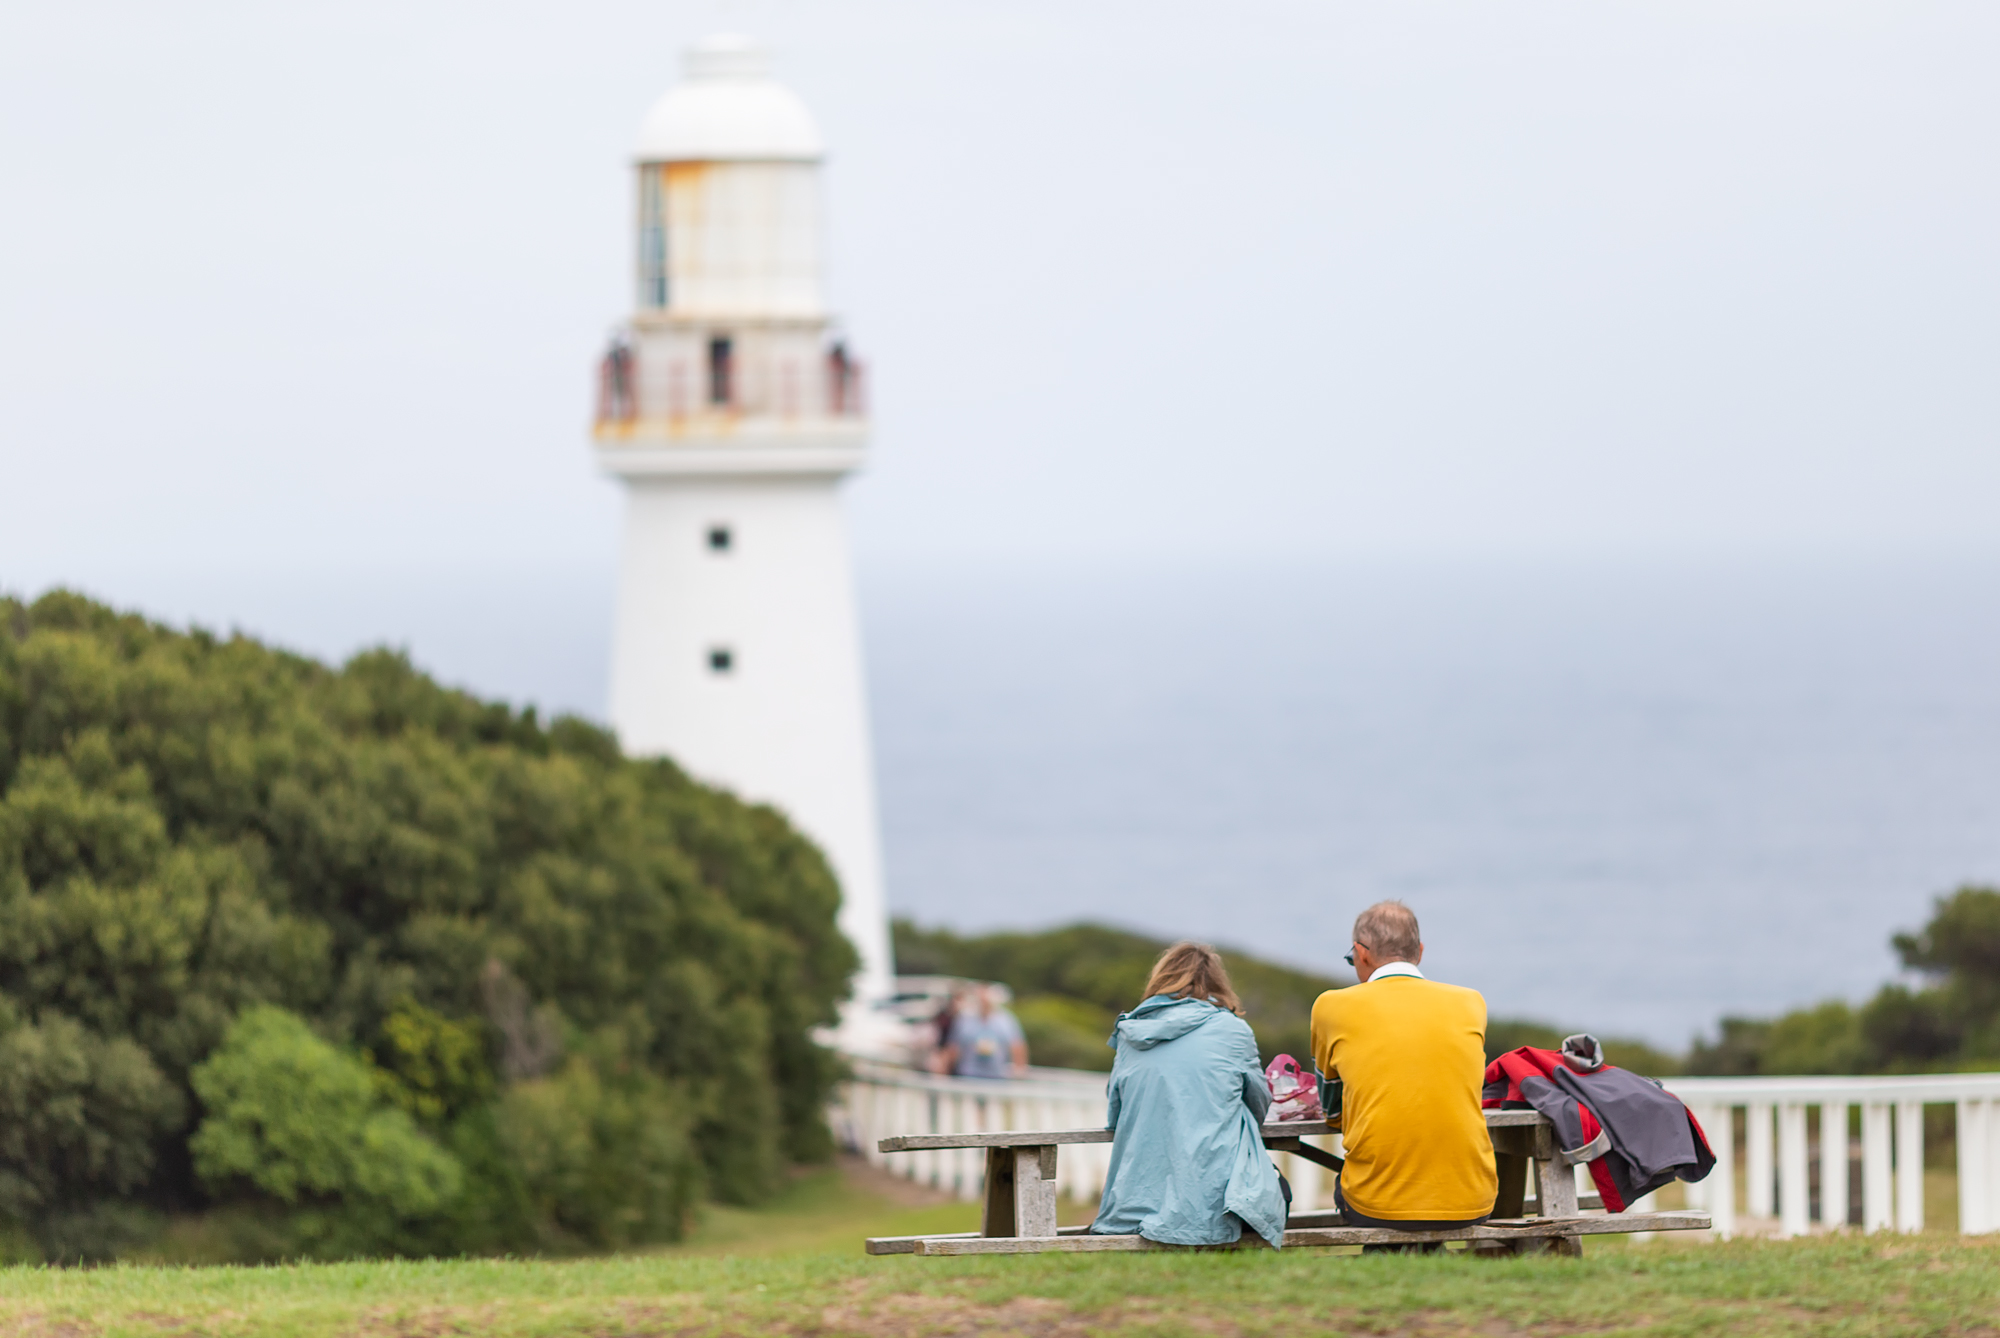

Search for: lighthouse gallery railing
xmin=596 ymin=346 xmax=864 ymax=426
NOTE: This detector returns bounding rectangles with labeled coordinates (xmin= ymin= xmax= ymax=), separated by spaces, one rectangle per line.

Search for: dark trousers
xmin=1333 ymin=1178 xmax=1489 ymax=1232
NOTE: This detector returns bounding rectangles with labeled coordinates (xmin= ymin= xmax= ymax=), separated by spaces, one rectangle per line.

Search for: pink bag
xmin=1265 ymin=1053 xmax=1325 ymax=1122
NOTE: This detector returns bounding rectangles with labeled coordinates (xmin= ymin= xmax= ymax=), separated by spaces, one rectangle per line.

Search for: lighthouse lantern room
xmin=593 ymin=34 xmax=892 ymax=1014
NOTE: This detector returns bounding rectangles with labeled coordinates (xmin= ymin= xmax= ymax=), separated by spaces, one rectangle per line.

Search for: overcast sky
xmin=6 ymin=3 xmax=1999 ymax=1013
xmin=3 ymin=0 xmax=1997 ymax=682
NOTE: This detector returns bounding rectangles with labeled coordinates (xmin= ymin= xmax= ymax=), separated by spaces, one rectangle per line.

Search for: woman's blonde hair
xmin=1142 ymin=942 xmax=1244 ymax=1016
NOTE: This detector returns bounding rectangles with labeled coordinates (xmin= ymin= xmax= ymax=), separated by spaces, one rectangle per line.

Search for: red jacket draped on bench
xmin=1484 ymin=1047 xmax=1715 ymax=1212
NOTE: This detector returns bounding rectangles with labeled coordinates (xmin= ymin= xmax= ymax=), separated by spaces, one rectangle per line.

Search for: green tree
xmin=0 ymin=1011 xmax=182 ymax=1259
xmin=1885 ymin=887 xmax=2000 ymax=1063
xmin=189 ymin=1006 xmax=458 ymax=1211
xmin=490 ymin=1058 xmax=699 ymax=1250
xmin=0 ymin=589 xmax=856 ymax=1260
xmin=189 ymin=1006 xmax=461 ymax=1252
xmin=372 ymin=1000 xmax=493 ymax=1125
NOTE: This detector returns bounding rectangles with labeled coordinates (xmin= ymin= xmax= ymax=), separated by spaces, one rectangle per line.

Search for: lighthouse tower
xmin=594 ymin=35 xmax=893 ymax=1010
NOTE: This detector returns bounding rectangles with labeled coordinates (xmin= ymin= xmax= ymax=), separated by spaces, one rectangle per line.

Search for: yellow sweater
xmin=1310 ymin=974 xmax=1497 ymax=1221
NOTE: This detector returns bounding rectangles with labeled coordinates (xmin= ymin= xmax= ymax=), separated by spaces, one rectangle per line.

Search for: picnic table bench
xmin=865 ymin=1110 xmax=1710 ymax=1256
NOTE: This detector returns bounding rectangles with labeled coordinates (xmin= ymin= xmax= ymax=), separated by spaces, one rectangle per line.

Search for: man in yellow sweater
xmin=1311 ymin=901 xmax=1497 ymax=1228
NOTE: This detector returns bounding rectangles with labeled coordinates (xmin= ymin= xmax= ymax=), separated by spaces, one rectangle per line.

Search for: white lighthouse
xmin=594 ymin=34 xmax=893 ymax=1010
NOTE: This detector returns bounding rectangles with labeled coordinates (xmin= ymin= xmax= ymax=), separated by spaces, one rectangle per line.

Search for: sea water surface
xmin=106 ymin=553 xmax=2000 ymax=1049
xmin=864 ymin=556 xmax=2000 ymax=1046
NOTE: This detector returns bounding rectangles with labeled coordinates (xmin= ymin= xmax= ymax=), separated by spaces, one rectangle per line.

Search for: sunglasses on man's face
xmin=1344 ymin=941 xmax=1371 ymax=968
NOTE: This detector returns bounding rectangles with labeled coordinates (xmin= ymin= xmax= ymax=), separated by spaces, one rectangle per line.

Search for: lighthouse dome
xmin=635 ymin=34 xmax=825 ymax=163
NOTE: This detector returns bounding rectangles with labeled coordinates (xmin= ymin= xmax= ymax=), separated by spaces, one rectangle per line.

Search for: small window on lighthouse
xmin=708 ymin=647 xmax=735 ymax=674
xmin=707 ymin=525 xmax=732 ymax=553
xmin=708 ymin=337 xmax=733 ymax=406
xmin=637 ymin=168 xmax=667 ymax=308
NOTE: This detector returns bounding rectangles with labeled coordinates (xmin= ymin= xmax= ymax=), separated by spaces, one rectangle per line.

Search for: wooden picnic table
xmin=866 ymin=1110 xmax=1710 ymax=1256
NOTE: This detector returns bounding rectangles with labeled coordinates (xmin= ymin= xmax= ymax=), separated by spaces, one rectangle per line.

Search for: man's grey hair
xmin=1354 ymin=901 xmax=1421 ymax=964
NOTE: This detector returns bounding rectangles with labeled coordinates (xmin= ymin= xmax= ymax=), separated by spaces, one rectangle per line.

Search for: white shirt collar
xmin=1367 ymin=961 xmax=1426 ymax=981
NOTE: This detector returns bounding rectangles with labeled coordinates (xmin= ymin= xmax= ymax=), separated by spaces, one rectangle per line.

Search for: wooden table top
xmin=878 ymin=1107 xmax=1547 ymax=1153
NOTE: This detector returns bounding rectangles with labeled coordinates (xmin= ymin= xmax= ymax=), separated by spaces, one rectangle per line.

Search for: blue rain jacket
xmin=1089 ymin=995 xmax=1287 ymax=1247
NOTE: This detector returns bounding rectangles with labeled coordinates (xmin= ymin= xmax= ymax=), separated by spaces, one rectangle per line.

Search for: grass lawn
xmin=7 ymin=1165 xmax=1999 ymax=1337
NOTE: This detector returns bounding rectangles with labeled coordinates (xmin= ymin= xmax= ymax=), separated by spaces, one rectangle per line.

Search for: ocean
xmin=96 ymin=552 xmax=2000 ymax=1050
xmin=864 ymin=555 xmax=2000 ymax=1047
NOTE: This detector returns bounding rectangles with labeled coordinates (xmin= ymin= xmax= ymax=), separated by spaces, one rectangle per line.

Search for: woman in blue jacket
xmin=1090 ymin=943 xmax=1288 ymax=1247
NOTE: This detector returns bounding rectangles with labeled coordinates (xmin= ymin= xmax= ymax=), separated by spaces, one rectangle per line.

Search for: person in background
xmin=943 ymin=984 xmax=1027 ymax=1079
xmin=925 ymin=987 xmax=964 ymax=1074
xmin=1090 ymin=943 xmax=1288 ymax=1248
xmin=1311 ymin=901 xmax=1497 ymax=1234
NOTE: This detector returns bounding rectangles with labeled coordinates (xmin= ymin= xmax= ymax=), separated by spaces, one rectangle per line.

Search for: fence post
xmin=851 ymin=1077 xmax=875 ymax=1164
xmin=1778 ymin=1103 xmax=1810 ymax=1237
xmin=1820 ymin=1102 xmax=1850 ymax=1230
xmin=1862 ymin=1102 xmax=1894 ymax=1232
xmin=940 ymin=1087 xmax=964 ymax=1194
xmin=967 ymin=1091 xmax=993 ymax=1201
xmin=934 ymin=1088 xmax=953 ymax=1187
xmin=1958 ymin=1099 xmax=1988 ymax=1235
xmin=1290 ymin=1139 xmax=1325 ymax=1212
xmin=1681 ymin=1108 xmax=1709 ymax=1212
xmin=1709 ymin=1103 xmax=1736 ymax=1238
xmin=1058 ymin=1095 xmax=1082 ymax=1202
xmin=1988 ymin=1094 xmax=2000 ymax=1238
xmin=1746 ymin=1101 xmax=1775 ymax=1218
xmin=913 ymin=1082 xmax=929 ymax=1181
xmin=1895 ymin=1100 xmax=1925 ymax=1233
xmin=1627 ymin=1188 xmax=1659 ymax=1244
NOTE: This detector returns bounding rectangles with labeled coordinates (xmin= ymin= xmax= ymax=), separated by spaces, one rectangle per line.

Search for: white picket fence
xmin=837 ymin=1060 xmax=1466 ymax=1216
xmin=837 ymin=1062 xmax=2000 ymax=1237
xmin=1666 ymin=1073 xmax=2000 ymax=1238
xmin=836 ymin=1062 xmax=1117 ymax=1203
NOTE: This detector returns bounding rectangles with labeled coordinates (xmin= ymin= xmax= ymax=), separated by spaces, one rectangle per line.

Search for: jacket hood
xmin=1108 ymin=995 xmax=1226 ymax=1051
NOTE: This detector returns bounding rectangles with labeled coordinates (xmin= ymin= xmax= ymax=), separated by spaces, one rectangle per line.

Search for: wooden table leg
xmin=1536 ymin=1155 xmax=1578 ymax=1218
xmin=981 ymin=1147 xmax=1016 ymax=1237
xmin=1492 ymin=1152 xmax=1527 ymax=1218
xmin=1012 ymin=1145 xmax=1059 ymax=1238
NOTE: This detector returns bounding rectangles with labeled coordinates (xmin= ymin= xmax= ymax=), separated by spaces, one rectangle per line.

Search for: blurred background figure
xmin=925 ymin=985 xmax=965 ymax=1074
xmin=944 ymin=985 xmax=1028 ymax=1079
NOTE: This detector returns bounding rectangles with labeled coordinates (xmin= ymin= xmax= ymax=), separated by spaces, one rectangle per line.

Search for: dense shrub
xmin=188 ymin=1006 xmax=463 ymax=1255
xmin=0 ymin=590 xmax=855 ymax=1260
xmin=488 ymin=1058 xmax=699 ymax=1251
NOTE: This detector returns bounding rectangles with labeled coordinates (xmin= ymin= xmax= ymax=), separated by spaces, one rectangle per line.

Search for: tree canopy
xmin=0 ymin=590 xmax=855 ymax=1261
